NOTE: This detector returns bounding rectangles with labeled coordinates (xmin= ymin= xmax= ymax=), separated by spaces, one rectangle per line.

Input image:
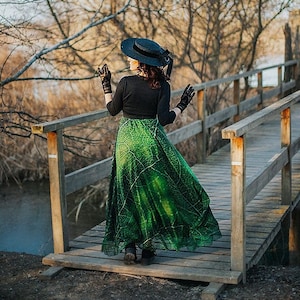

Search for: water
xmin=249 ymin=55 xmax=284 ymax=87
xmin=0 ymin=181 xmax=104 ymax=256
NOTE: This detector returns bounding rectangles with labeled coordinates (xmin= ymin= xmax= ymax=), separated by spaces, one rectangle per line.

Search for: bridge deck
xmin=42 ymin=102 xmax=300 ymax=286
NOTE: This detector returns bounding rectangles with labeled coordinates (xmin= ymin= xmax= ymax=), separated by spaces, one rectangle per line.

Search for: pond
xmin=0 ymin=181 xmax=105 ymax=256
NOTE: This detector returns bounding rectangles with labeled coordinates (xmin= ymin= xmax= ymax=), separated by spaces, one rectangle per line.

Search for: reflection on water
xmin=0 ymin=181 xmax=105 ymax=256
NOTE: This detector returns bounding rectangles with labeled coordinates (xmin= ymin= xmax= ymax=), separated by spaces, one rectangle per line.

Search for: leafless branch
xmin=0 ymin=0 xmax=132 ymax=87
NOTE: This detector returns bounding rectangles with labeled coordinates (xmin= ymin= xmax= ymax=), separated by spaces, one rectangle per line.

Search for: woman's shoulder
xmin=160 ymin=78 xmax=170 ymax=89
xmin=120 ymin=75 xmax=143 ymax=87
xmin=120 ymin=75 xmax=138 ymax=82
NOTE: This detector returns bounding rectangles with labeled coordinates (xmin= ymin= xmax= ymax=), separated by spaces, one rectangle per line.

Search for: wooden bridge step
xmin=42 ymin=251 xmax=242 ymax=284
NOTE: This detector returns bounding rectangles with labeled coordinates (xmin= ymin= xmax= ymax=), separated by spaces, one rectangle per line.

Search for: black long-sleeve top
xmin=106 ymin=75 xmax=176 ymax=126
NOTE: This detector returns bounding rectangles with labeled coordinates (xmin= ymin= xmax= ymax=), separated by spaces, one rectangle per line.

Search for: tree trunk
xmin=284 ymin=23 xmax=292 ymax=83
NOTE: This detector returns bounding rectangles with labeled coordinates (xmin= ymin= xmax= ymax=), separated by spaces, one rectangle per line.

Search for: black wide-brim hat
xmin=121 ymin=38 xmax=171 ymax=67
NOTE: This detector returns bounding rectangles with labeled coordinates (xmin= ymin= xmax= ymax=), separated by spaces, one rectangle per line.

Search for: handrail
xmin=222 ymin=90 xmax=300 ymax=138
xmin=32 ymin=110 xmax=110 ymax=134
xmin=221 ymin=90 xmax=300 ymax=283
xmin=193 ymin=59 xmax=298 ymax=91
xmin=31 ymin=60 xmax=300 ymax=257
xmin=31 ymin=60 xmax=299 ymax=133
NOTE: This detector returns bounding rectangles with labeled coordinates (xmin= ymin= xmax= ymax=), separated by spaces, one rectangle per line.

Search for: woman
xmin=98 ymin=38 xmax=221 ymax=265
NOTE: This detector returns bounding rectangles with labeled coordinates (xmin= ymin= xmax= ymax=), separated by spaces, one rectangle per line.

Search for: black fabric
xmin=106 ymin=75 xmax=176 ymax=126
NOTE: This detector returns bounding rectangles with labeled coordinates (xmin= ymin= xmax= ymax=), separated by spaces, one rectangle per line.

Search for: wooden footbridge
xmin=32 ymin=60 xmax=300 ymax=299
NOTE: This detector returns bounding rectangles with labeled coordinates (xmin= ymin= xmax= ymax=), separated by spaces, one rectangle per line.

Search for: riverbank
xmin=1 ymin=251 xmax=299 ymax=299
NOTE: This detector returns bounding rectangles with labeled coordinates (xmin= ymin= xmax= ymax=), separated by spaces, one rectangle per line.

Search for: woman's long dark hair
xmin=138 ymin=63 xmax=169 ymax=89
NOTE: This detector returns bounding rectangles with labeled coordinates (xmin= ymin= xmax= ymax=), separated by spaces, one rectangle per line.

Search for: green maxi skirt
xmin=102 ymin=117 xmax=221 ymax=256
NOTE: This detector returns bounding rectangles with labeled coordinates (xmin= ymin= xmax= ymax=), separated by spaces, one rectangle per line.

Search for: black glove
xmin=176 ymin=84 xmax=195 ymax=112
xmin=97 ymin=64 xmax=112 ymax=94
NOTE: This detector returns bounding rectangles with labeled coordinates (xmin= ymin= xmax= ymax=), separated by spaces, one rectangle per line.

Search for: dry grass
xmin=1 ymin=64 xmax=202 ymax=186
xmin=1 ymin=75 xmax=111 ymax=179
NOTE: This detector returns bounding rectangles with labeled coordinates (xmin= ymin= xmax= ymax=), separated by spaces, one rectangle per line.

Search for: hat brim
xmin=121 ymin=38 xmax=166 ymax=67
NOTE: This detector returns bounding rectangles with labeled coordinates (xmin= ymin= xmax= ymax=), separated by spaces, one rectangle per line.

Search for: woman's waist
xmin=122 ymin=112 xmax=156 ymax=119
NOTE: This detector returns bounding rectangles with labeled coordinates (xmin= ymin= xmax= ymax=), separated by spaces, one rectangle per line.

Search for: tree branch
xmin=0 ymin=0 xmax=132 ymax=87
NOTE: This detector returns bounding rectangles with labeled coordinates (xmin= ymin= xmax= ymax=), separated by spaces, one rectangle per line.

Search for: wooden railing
xmin=31 ymin=60 xmax=299 ymax=254
xmin=222 ymin=90 xmax=300 ymax=283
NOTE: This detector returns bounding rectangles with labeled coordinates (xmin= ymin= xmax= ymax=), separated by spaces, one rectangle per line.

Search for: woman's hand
xmin=97 ymin=64 xmax=112 ymax=94
xmin=176 ymin=84 xmax=195 ymax=112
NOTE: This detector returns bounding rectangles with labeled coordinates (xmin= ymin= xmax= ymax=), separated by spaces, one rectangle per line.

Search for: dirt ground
xmin=1 ymin=251 xmax=300 ymax=300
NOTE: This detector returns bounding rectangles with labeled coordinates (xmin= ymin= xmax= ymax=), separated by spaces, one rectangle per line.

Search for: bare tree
xmin=0 ymin=0 xmax=132 ymax=88
xmin=0 ymin=0 xmax=294 ymax=183
xmin=0 ymin=0 xmax=132 ymax=184
xmin=0 ymin=0 xmax=293 ymax=93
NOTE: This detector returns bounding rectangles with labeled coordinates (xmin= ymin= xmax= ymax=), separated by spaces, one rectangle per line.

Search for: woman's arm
xmin=157 ymin=82 xmax=177 ymax=126
xmin=105 ymin=78 xmax=126 ymax=116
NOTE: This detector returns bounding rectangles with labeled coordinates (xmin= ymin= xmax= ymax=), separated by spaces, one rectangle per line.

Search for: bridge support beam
xmin=47 ymin=130 xmax=69 ymax=253
xmin=230 ymin=136 xmax=246 ymax=283
xmin=290 ymin=200 xmax=300 ymax=265
xmin=281 ymin=107 xmax=291 ymax=205
xmin=196 ymin=89 xmax=206 ymax=163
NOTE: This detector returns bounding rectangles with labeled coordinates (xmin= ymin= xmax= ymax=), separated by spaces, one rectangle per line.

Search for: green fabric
xmin=102 ymin=118 xmax=221 ymax=256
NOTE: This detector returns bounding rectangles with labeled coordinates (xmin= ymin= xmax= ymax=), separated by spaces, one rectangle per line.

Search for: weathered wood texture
xmin=32 ymin=61 xmax=300 ymax=296
xmin=222 ymin=93 xmax=300 ymax=281
xmin=42 ymin=102 xmax=300 ymax=287
xmin=39 ymin=266 xmax=64 ymax=280
xmin=62 ymin=81 xmax=300 ymax=197
xmin=31 ymin=62 xmax=300 ymax=208
xmin=47 ymin=130 xmax=69 ymax=253
xmin=222 ymin=90 xmax=300 ymax=139
xmin=230 ymin=136 xmax=246 ymax=283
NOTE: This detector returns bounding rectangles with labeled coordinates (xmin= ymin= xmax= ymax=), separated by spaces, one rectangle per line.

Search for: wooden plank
xmin=167 ymin=120 xmax=202 ymax=145
xmin=69 ymin=235 xmax=276 ymax=256
xmin=281 ymin=107 xmax=292 ymax=205
xmin=64 ymin=120 xmax=203 ymax=195
xmin=67 ymin=247 xmax=232 ymax=263
xmin=230 ymin=136 xmax=246 ymax=281
xmin=201 ymin=282 xmax=226 ymax=300
xmin=245 ymin=148 xmax=289 ymax=203
xmin=257 ymin=71 xmax=263 ymax=110
xmin=240 ymin=94 xmax=261 ymax=113
xmin=45 ymin=190 xmax=290 ymax=285
xmin=39 ymin=266 xmax=64 ymax=280
xmin=69 ymin=239 xmax=232 ymax=256
xmin=282 ymin=80 xmax=296 ymax=93
xmin=42 ymin=253 xmax=242 ymax=284
xmin=193 ymin=60 xmax=298 ymax=92
xmin=47 ymin=130 xmax=68 ymax=253
xmin=222 ymin=90 xmax=300 ymax=139
xmin=67 ymin=243 xmax=233 ymax=263
xmin=233 ymin=79 xmax=240 ymax=122
xmin=63 ymin=249 xmax=232 ymax=270
xmin=196 ymin=89 xmax=206 ymax=163
xmin=262 ymin=86 xmax=281 ymax=100
xmin=290 ymin=136 xmax=300 ymax=157
xmin=69 ymin=241 xmax=101 ymax=249
xmin=65 ymin=157 xmax=112 ymax=195
xmin=40 ymin=100 xmax=300 ymax=287
xmin=31 ymin=109 xmax=109 ymax=133
xmin=248 ymin=217 xmax=286 ymax=268
xmin=206 ymin=105 xmax=237 ymax=128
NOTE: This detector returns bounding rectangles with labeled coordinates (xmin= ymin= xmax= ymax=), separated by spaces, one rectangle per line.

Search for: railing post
xmin=233 ymin=79 xmax=240 ymax=122
xmin=196 ymin=89 xmax=206 ymax=163
xmin=230 ymin=135 xmax=246 ymax=283
xmin=278 ymin=66 xmax=283 ymax=99
xmin=295 ymin=60 xmax=300 ymax=90
xmin=290 ymin=201 xmax=300 ymax=265
xmin=281 ymin=107 xmax=291 ymax=205
xmin=257 ymin=71 xmax=263 ymax=110
xmin=47 ymin=130 xmax=69 ymax=253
